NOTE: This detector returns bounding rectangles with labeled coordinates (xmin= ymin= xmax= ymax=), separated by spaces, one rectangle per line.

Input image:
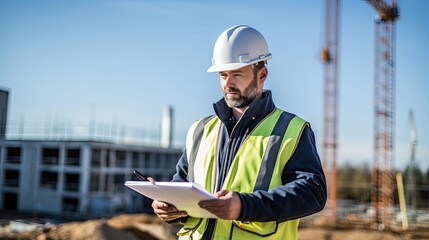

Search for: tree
xmin=337 ymin=162 xmax=371 ymax=203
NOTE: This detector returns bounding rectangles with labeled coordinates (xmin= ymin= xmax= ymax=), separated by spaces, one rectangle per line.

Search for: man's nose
xmin=224 ymin=75 xmax=235 ymax=85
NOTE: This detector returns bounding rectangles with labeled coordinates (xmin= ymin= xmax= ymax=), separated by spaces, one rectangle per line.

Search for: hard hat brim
xmin=207 ymin=62 xmax=250 ymax=73
xmin=207 ymin=55 xmax=272 ymax=73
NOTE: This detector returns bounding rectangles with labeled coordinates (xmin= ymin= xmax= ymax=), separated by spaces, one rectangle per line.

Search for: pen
xmin=133 ymin=170 xmax=149 ymax=181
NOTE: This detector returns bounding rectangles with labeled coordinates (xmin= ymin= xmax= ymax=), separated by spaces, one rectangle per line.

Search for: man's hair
xmin=252 ymin=61 xmax=266 ymax=77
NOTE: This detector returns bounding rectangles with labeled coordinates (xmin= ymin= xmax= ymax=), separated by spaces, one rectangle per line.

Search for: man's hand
xmin=151 ymin=200 xmax=188 ymax=221
xmin=198 ymin=190 xmax=241 ymax=220
xmin=149 ymin=177 xmax=187 ymax=221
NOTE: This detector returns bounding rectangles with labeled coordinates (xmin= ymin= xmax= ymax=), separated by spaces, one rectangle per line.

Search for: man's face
xmin=219 ymin=65 xmax=263 ymax=109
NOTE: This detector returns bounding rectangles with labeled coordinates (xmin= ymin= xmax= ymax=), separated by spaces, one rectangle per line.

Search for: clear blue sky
xmin=1 ymin=0 xmax=428 ymax=171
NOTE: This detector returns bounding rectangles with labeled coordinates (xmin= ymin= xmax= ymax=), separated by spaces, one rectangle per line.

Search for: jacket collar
xmin=213 ymin=90 xmax=276 ymax=123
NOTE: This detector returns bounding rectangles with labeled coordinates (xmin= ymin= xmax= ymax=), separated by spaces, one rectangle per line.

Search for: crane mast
xmin=407 ymin=109 xmax=417 ymax=210
xmin=367 ymin=0 xmax=399 ymax=227
xmin=321 ymin=0 xmax=340 ymax=223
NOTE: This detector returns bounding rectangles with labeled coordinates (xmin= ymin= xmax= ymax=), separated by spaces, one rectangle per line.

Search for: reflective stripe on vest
xmin=179 ymin=108 xmax=308 ymax=240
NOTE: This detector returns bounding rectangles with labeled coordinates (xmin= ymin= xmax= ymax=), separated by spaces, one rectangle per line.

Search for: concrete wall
xmin=0 ymin=140 xmax=182 ymax=218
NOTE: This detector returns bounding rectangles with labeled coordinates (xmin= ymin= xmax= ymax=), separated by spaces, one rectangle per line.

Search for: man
xmin=152 ymin=25 xmax=327 ymax=240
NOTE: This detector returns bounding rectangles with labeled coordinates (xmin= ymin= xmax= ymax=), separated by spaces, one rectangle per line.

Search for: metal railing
xmin=3 ymin=118 xmax=184 ymax=147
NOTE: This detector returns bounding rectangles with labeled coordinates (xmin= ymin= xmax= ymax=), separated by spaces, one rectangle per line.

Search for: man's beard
xmin=223 ymin=75 xmax=259 ymax=108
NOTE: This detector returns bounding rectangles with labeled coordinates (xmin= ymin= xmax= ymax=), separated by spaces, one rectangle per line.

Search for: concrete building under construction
xmin=0 ymin=89 xmax=183 ymax=219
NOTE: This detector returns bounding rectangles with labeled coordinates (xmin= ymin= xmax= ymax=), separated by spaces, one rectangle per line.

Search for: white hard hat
xmin=207 ymin=25 xmax=272 ymax=73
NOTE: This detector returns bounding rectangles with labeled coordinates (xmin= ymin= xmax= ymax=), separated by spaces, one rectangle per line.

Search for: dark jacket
xmin=172 ymin=90 xmax=327 ymax=237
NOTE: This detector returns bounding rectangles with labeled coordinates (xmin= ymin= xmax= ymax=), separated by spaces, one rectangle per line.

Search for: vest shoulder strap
xmin=187 ymin=115 xmax=216 ymax=182
xmin=254 ymin=111 xmax=308 ymax=191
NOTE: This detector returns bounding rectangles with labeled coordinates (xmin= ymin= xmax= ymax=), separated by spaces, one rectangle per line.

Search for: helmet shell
xmin=207 ymin=25 xmax=272 ymax=72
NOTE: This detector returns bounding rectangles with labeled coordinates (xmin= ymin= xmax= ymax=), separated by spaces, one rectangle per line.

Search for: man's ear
xmin=259 ymin=67 xmax=268 ymax=82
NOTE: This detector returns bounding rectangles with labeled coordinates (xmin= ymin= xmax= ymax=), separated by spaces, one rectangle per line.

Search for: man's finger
xmin=156 ymin=201 xmax=170 ymax=208
xmin=214 ymin=189 xmax=229 ymax=198
xmin=153 ymin=200 xmax=176 ymax=210
xmin=199 ymin=198 xmax=229 ymax=205
xmin=157 ymin=210 xmax=188 ymax=221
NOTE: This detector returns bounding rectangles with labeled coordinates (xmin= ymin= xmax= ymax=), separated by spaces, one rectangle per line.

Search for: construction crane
xmin=366 ymin=0 xmax=399 ymax=228
xmin=407 ymin=109 xmax=418 ymax=210
xmin=321 ymin=0 xmax=340 ymax=223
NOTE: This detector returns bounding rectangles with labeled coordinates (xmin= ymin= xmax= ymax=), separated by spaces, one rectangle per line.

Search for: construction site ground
xmin=1 ymin=212 xmax=429 ymax=240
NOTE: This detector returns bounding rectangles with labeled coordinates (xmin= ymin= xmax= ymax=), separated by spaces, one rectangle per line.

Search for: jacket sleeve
xmin=171 ymin=150 xmax=189 ymax=182
xmin=166 ymin=150 xmax=190 ymax=224
xmin=238 ymin=126 xmax=327 ymax=222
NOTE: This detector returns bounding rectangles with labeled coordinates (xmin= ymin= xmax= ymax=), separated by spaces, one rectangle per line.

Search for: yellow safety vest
xmin=178 ymin=108 xmax=308 ymax=240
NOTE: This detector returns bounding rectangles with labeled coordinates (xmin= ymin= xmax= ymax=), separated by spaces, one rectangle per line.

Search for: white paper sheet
xmin=124 ymin=181 xmax=218 ymax=219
